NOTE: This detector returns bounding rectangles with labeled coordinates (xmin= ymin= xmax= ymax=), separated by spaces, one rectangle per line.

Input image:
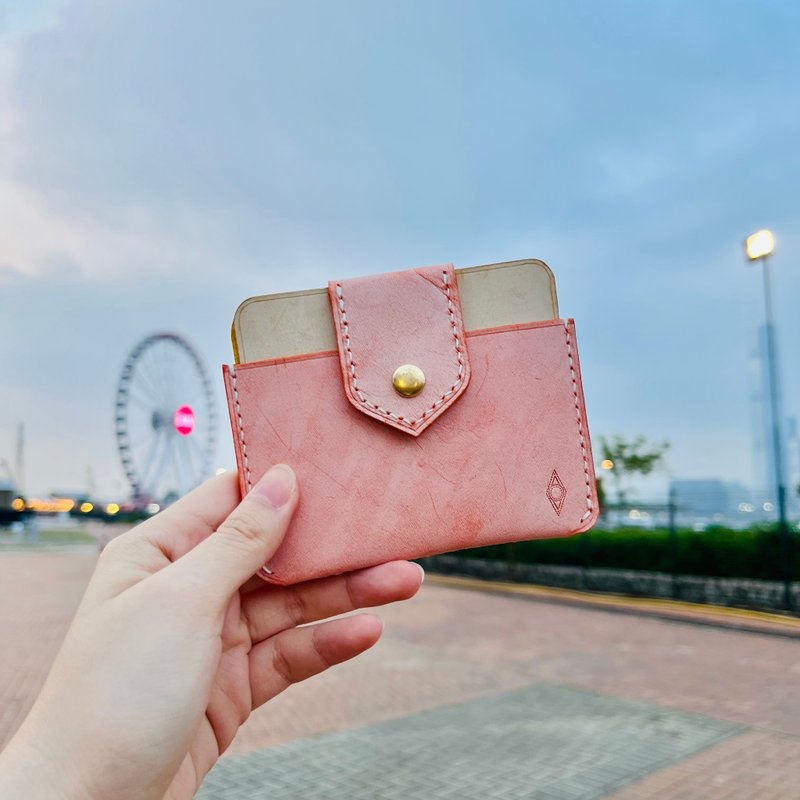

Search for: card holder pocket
xmin=223 ymin=315 xmax=598 ymax=585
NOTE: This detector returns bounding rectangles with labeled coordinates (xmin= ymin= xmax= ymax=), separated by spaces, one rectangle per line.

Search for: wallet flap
xmin=328 ymin=264 xmax=471 ymax=436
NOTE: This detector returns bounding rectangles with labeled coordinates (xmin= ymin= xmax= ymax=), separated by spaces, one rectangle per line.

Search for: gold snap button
xmin=392 ymin=364 xmax=425 ymax=397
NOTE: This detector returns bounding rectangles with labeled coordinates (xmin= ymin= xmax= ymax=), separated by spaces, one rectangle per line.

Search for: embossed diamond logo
xmin=546 ymin=469 xmax=567 ymax=515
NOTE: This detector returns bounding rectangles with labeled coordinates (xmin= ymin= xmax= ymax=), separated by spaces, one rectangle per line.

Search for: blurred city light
xmin=25 ymin=498 xmax=75 ymax=513
xmin=105 ymin=503 xmax=120 ymax=515
xmin=745 ymin=229 xmax=775 ymax=261
xmin=146 ymin=503 xmax=160 ymax=515
xmin=11 ymin=498 xmax=24 ymax=511
xmin=600 ymin=459 xmax=614 ymax=470
xmin=80 ymin=502 xmax=94 ymax=513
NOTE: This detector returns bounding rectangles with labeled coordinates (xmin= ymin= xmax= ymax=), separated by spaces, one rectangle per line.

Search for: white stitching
xmin=563 ymin=321 xmax=594 ymax=525
xmin=230 ymin=365 xmax=253 ymax=492
xmin=230 ymin=366 xmax=273 ymax=576
xmin=334 ymin=269 xmax=465 ymax=427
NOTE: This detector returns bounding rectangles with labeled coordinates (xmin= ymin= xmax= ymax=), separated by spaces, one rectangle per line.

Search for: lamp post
xmin=745 ymin=229 xmax=792 ymax=609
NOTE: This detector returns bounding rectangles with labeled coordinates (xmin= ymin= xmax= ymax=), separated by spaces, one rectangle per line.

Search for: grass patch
xmin=0 ymin=528 xmax=97 ymax=546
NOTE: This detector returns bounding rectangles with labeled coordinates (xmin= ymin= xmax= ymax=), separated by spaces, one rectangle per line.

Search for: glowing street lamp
xmin=745 ymin=229 xmax=775 ymax=261
xmin=744 ymin=228 xmax=791 ymax=609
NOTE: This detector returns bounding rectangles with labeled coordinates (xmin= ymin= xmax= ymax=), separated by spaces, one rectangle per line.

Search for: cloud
xmin=2 ymin=0 xmax=800 ymax=496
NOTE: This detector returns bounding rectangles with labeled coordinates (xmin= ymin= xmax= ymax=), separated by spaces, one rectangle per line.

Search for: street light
xmin=745 ymin=229 xmax=775 ymax=261
xmin=744 ymin=228 xmax=791 ymax=609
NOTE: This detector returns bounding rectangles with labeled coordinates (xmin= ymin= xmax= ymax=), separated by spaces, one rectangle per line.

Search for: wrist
xmin=0 ymin=727 xmax=91 ymax=800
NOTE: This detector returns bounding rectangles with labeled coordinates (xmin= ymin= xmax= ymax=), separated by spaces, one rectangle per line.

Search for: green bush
xmin=460 ymin=526 xmax=800 ymax=581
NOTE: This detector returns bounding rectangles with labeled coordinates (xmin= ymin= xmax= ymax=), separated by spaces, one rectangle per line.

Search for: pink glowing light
xmin=174 ymin=405 xmax=195 ymax=436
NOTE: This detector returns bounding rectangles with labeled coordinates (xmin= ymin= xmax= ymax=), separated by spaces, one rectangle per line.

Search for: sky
xmin=1 ymin=0 xmax=799 ymax=501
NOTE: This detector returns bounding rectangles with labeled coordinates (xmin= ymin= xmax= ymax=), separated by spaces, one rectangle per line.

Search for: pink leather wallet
xmin=223 ymin=263 xmax=598 ymax=585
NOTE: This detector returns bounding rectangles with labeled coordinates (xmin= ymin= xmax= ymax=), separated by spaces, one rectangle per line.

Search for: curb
xmin=426 ymin=573 xmax=800 ymax=639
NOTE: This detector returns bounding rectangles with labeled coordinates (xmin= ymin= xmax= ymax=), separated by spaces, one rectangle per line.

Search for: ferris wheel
xmin=115 ymin=332 xmax=216 ymax=504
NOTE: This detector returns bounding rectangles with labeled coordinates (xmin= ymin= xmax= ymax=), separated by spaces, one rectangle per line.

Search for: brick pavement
xmin=606 ymin=730 xmax=800 ymax=800
xmin=0 ymin=550 xmax=96 ymax=749
xmin=198 ymin=685 xmax=739 ymax=800
xmin=2 ymin=549 xmax=800 ymax=797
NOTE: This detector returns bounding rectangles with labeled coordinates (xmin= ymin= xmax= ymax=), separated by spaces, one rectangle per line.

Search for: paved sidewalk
xmin=2 ymin=550 xmax=800 ymax=798
xmin=199 ymin=685 xmax=739 ymax=800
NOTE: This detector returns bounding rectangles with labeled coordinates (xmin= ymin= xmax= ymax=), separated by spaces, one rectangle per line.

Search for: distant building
xmin=668 ymin=479 xmax=755 ymax=528
xmin=0 ymin=478 xmax=23 ymax=525
xmin=670 ymin=479 xmax=749 ymax=515
xmin=0 ymin=478 xmax=16 ymax=509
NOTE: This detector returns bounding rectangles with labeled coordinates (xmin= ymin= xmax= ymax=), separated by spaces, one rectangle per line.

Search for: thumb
xmin=169 ymin=464 xmax=298 ymax=601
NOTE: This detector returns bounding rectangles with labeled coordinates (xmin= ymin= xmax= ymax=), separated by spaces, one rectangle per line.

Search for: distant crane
xmin=15 ymin=421 xmax=24 ymax=495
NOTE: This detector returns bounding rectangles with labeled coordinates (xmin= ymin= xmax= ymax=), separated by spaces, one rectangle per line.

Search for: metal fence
xmin=419 ymin=553 xmax=800 ymax=614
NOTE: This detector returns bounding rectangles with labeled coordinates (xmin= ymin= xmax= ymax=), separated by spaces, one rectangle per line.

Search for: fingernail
xmin=368 ymin=614 xmax=385 ymax=635
xmin=253 ymin=464 xmax=295 ymax=508
xmin=415 ymin=563 xmax=425 ymax=583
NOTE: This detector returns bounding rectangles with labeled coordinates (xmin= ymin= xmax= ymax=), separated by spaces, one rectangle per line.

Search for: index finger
xmin=138 ymin=471 xmax=242 ymax=561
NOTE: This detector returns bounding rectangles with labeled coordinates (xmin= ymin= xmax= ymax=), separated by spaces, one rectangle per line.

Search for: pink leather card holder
xmin=223 ymin=263 xmax=598 ymax=585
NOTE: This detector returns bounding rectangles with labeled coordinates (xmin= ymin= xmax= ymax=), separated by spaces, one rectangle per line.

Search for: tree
xmin=599 ymin=435 xmax=670 ymax=521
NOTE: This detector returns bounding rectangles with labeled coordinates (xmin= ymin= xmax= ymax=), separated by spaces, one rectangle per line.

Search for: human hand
xmin=0 ymin=465 xmax=423 ymax=800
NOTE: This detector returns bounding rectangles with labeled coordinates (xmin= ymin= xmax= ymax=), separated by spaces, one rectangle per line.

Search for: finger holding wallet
xmin=0 ymin=466 xmax=424 ymax=800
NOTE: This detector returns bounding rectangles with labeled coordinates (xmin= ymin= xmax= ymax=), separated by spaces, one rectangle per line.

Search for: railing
xmin=418 ymin=553 xmax=800 ymax=614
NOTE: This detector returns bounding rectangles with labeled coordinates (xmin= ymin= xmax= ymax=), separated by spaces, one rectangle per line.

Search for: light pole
xmin=744 ymin=229 xmax=792 ymax=609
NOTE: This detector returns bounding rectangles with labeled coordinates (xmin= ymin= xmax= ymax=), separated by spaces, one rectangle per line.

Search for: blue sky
xmin=1 ymin=0 xmax=799 ymax=499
